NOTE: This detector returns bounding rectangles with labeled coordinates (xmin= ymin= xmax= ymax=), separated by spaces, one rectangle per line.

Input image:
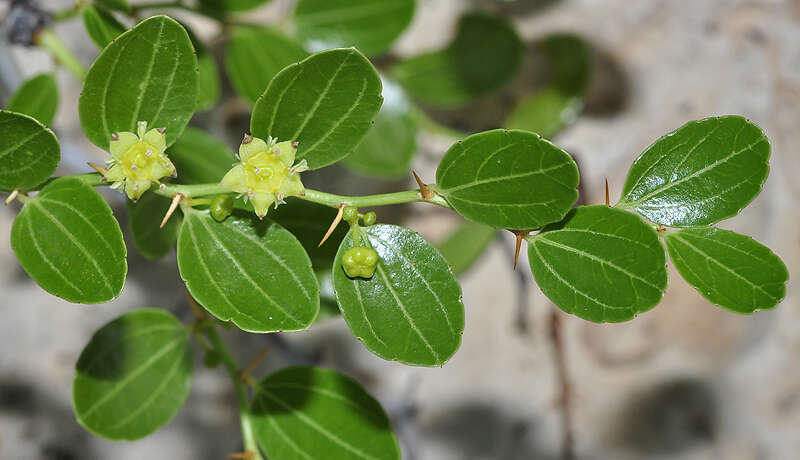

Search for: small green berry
xmin=342 ymin=246 xmax=379 ymax=279
xmin=210 ymin=194 xmax=234 ymax=222
xmin=342 ymin=206 xmax=358 ymax=223
xmin=362 ymin=211 xmax=377 ymax=226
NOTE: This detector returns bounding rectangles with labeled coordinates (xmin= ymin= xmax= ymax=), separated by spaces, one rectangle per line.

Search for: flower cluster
xmin=220 ymin=134 xmax=308 ymax=218
xmin=104 ymin=121 xmax=176 ymax=201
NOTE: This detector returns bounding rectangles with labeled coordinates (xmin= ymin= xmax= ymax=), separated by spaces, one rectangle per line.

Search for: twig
xmin=549 ymin=309 xmax=575 ymax=460
xmin=184 ymin=291 xmax=207 ymax=321
xmin=237 ymin=347 xmax=270 ymax=384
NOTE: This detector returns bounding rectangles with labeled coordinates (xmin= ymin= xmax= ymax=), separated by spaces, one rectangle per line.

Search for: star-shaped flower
xmin=104 ymin=121 xmax=176 ymax=201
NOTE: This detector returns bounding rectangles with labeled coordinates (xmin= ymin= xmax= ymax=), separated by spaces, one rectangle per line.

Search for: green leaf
xmin=73 ymin=308 xmax=193 ymax=440
xmin=177 ymin=210 xmax=319 ymax=333
xmin=198 ymin=0 xmax=271 ymax=13
xmin=6 ymin=74 xmax=59 ymax=126
xmin=505 ymin=88 xmax=582 ymax=140
xmin=81 ymin=5 xmax=127 ymax=49
xmin=294 ymin=0 xmax=415 ymax=56
xmin=196 ymin=53 xmax=221 ymax=111
xmin=333 ymin=224 xmax=464 ymax=366
xmin=250 ymin=48 xmax=383 ymax=169
xmin=251 ymin=366 xmax=400 ymax=460
xmin=437 ymin=221 xmax=496 ymax=276
xmin=528 ymin=205 xmax=667 ymax=322
xmin=392 ymin=13 xmax=523 ymax=108
xmin=79 ymin=15 xmax=198 ymax=150
xmin=10 ymin=177 xmax=127 ymax=303
xmin=167 ymin=127 xmax=235 ymax=184
xmin=0 ymin=111 xmax=59 ymax=191
xmin=127 ymin=192 xmax=181 ymax=260
xmin=343 ymin=78 xmax=417 ymax=178
xmin=664 ymin=227 xmax=787 ymax=313
xmin=225 ymin=26 xmax=308 ymax=105
xmin=617 ymin=116 xmax=770 ymax=227
xmin=435 ymin=129 xmax=579 ymax=230
xmin=270 ymin=199 xmax=348 ymax=267
xmin=95 ymin=0 xmax=129 ymax=12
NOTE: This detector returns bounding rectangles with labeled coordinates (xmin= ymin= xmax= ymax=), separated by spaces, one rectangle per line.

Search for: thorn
xmin=110 ymin=133 xmax=119 ymax=141
xmin=318 ymin=204 xmax=345 ymax=247
xmin=242 ymin=132 xmax=253 ymax=144
xmin=412 ymin=170 xmax=433 ymax=199
xmin=4 ymin=189 xmax=19 ymax=205
xmin=87 ymin=162 xmax=108 ymax=177
xmin=605 ymin=178 xmax=610 ymax=206
xmin=237 ymin=346 xmax=270 ymax=384
xmin=510 ymin=230 xmax=529 ymax=270
xmin=161 ymin=193 xmax=183 ymax=228
xmin=184 ymin=291 xmax=207 ymax=321
xmin=157 ymin=127 xmax=166 ymax=134
xmin=227 ymin=452 xmax=254 ymax=460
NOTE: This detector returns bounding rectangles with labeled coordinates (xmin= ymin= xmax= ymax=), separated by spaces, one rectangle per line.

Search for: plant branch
xmin=203 ymin=324 xmax=264 ymax=460
xmin=35 ymin=28 xmax=86 ymax=80
xmin=301 ymin=188 xmax=452 ymax=209
xmin=549 ymin=309 xmax=575 ymax=460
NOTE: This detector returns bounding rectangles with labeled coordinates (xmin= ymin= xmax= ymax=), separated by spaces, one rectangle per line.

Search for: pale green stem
xmin=203 ymin=325 xmax=264 ymax=460
xmin=35 ymin=28 xmax=86 ymax=80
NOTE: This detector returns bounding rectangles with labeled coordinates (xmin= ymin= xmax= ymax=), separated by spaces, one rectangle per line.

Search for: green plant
xmin=1 ymin=1 xmax=788 ymax=458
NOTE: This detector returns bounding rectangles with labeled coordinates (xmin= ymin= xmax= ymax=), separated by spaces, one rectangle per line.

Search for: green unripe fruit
xmin=210 ymin=194 xmax=234 ymax=222
xmin=362 ymin=211 xmax=377 ymax=226
xmin=342 ymin=206 xmax=358 ymax=223
xmin=342 ymin=246 xmax=379 ymax=279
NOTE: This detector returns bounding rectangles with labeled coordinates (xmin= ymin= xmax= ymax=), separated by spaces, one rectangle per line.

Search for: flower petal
xmin=126 ymin=179 xmax=151 ymax=201
xmin=143 ymin=128 xmax=167 ymax=152
xmin=239 ymin=136 xmax=269 ymax=162
xmin=274 ymin=140 xmax=297 ymax=167
xmin=250 ymin=193 xmax=275 ymax=218
xmin=104 ymin=165 xmax=125 ymax=182
xmin=220 ymin=164 xmax=247 ymax=193
xmin=110 ymin=132 xmax=139 ymax=159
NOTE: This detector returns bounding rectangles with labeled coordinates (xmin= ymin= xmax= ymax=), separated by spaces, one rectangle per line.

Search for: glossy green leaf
xmin=294 ymin=0 xmax=415 ymax=56
xmin=435 ymin=129 xmax=579 ymax=230
xmin=505 ymin=88 xmax=582 ymax=140
xmin=79 ymin=16 xmax=198 ymax=150
xmin=198 ymin=0 xmax=271 ymax=13
xmin=177 ymin=210 xmax=319 ymax=333
xmin=196 ymin=53 xmax=221 ymax=111
xmin=664 ymin=227 xmax=787 ymax=313
xmin=73 ymin=308 xmax=193 ymax=440
xmin=81 ymin=5 xmax=126 ymax=49
xmin=167 ymin=127 xmax=235 ymax=185
xmin=343 ymin=78 xmax=417 ymax=178
xmin=333 ymin=224 xmax=464 ymax=366
xmin=95 ymin=0 xmax=129 ymax=12
xmin=127 ymin=192 xmax=181 ymax=260
xmin=10 ymin=177 xmax=127 ymax=303
xmin=226 ymin=26 xmax=308 ymax=105
xmin=315 ymin=268 xmax=341 ymax=323
xmin=392 ymin=13 xmax=523 ymax=107
xmin=0 ymin=111 xmax=59 ymax=191
xmin=252 ymin=366 xmax=400 ymax=460
xmin=6 ymin=74 xmax=59 ymax=126
xmin=251 ymin=48 xmax=383 ymax=169
xmin=437 ymin=221 xmax=497 ymax=276
xmin=528 ymin=206 xmax=667 ymax=322
xmin=618 ymin=116 xmax=770 ymax=227
xmin=270 ymin=199 xmax=348 ymax=267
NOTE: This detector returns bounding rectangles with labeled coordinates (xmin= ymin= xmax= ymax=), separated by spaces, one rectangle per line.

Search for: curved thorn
xmin=412 ymin=170 xmax=433 ymax=199
xmin=318 ymin=204 xmax=345 ymax=247
xmin=161 ymin=193 xmax=183 ymax=228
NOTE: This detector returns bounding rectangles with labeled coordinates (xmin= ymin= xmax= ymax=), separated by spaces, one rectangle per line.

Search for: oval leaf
xmin=333 ymin=224 xmax=464 ymax=366
xmin=343 ymin=78 xmax=417 ymax=178
xmin=664 ymin=227 xmax=787 ymax=313
xmin=177 ymin=210 xmax=319 ymax=333
xmin=435 ymin=129 xmax=579 ymax=230
xmin=250 ymin=48 xmax=383 ymax=169
xmin=6 ymin=74 xmax=59 ymax=126
xmin=618 ymin=116 xmax=770 ymax=227
xmin=128 ymin=192 xmax=181 ymax=260
xmin=392 ymin=13 xmax=523 ymax=107
xmin=11 ymin=177 xmax=127 ymax=303
xmin=81 ymin=5 xmax=127 ymax=49
xmin=167 ymin=127 xmax=235 ymax=184
xmin=198 ymin=0 xmax=271 ymax=13
xmin=528 ymin=206 xmax=667 ymax=322
xmin=196 ymin=53 xmax=221 ymax=111
xmin=252 ymin=366 xmax=400 ymax=460
xmin=73 ymin=308 xmax=193 ymax=440
xmin=294 ymin=0 xmax=415 ymax=56
xmin=270 ymin=199 xmax=349 ymax=267
xmin=226 ymin=26 xmax=308 ymax=105
xmin=79 ymin=15 xmax=198 ymax=150
xmin=0 ymin=110 xmax=60 ymax=190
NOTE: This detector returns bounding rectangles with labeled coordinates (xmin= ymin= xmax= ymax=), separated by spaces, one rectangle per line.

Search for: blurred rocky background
xmin=0 ymin=0 xmax=798 ymax=459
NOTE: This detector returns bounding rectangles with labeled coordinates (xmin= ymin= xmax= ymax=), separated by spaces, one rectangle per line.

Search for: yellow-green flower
xmin=220 ymin=134 xmax=308 ymax=219
xmin=104 ymin=121 xmax=176 ymax=201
